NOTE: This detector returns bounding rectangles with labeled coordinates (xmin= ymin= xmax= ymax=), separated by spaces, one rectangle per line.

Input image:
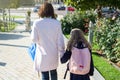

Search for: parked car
xmin=101 ymin=7 xmax=116 ymax=18
xmin=0 ymin=9 xmax=2 ymax=13
xmin=67 ymin=6 xmax=75 ymax=11
xmin=0 ymin=9 xmax=5 ymax=13
xmin=33 ymin=6 xmax=40 ymax=12
xmin=57 ymin=6 xmax=66 ymax=10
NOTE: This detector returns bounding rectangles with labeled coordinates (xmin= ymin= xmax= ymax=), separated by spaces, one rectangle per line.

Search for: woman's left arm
xmin=57 ymin=22 xmax=65 ymax=58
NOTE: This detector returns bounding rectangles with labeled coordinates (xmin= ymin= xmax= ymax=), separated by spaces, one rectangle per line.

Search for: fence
xmin=0 ymin=13 xmax=15 ymax=32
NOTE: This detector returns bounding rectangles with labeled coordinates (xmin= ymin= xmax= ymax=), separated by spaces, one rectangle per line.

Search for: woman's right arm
xmin=31 ymin=21 xmax=39 ymax=43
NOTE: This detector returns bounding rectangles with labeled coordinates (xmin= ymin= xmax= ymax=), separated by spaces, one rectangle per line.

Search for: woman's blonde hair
xmin=67 ymin=28 xmax=91 ymax=50
xmin=38 ymin=2 xmax=55 ymax=19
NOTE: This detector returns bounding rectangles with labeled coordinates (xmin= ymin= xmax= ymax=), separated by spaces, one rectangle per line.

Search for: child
xmin=61 ymin=28 xmax=92 ymax=80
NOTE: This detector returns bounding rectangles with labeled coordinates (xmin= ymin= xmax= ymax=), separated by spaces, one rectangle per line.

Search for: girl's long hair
xmin=67 ymin=28 xmax=91 ymax=50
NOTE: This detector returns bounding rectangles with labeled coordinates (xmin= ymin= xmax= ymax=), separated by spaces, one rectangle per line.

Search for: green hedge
xmin=61 ymin=11 xmax=96 ymax=34
xmin=94 ymin=18 xmax=120 ymax=63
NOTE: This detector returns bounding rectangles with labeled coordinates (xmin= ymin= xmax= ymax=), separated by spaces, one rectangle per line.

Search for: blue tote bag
xmin=28 ymin=43 xmax=36 ymax=61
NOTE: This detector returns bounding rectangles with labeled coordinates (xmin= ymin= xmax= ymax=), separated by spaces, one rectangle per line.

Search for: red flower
xmin=85 ymin=29 xmax=88 ymax=33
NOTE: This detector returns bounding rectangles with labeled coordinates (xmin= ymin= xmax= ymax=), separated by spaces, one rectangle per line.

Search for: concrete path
xmin=0 ymin=25 xmax=105 ymax=80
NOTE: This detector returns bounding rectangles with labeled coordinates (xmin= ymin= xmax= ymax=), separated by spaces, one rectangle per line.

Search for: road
xmin=8 ymin=7 xmax=66 ymax=17
xmin=5 ymin=8 xmax=66 ymax=24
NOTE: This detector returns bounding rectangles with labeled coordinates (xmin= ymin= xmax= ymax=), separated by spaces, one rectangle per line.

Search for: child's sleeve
xmin=60 ymin=50 xmax=71 ymax=63
xmin=88 ymin=49 xmax=94 ymax=76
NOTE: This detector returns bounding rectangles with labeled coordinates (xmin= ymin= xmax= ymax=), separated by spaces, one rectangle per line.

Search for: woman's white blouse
xmin=31 ymin=18 xmax=65 ymax=72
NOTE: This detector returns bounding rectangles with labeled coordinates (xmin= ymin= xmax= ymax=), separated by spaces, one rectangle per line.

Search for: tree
xmin=0 ymin=0 xmax=34 ymax=8
xmin=0 ymin=0 xmax=34 ymax=31
xmin=0 ymin=0 xmax=20 ymax=8
xmin=64 ymin=0 xmax=120 ymax=10
xmin=19 ymin=0 xmax=34 ymax=7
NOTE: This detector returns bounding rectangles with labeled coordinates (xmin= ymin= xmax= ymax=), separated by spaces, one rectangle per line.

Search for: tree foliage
xmin=0 ymin=0 xmax=34 ymax=8
xmin=10 ymin=0 xmax=20 ymax=8
xmin=61 ymin=11 xmax=96 ymax=34
xmin=64 ymin=0 xmax=120 ymax=10
xmin=94 ymin=19 xmax=120 ymax=62
xmin=19 ymin=0 xmax=34 ymax=7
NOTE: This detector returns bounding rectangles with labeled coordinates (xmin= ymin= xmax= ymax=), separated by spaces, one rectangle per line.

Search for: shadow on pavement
xmin=0 ymin=33 xmax=28 ymax=40
xmin=0 ymin=62 xmax=7 ymax=66
xmin=14 ymin=20 xmax=25 ymax=24
xmin=14 ymin=20 xmax=33 ymax=25
xmin=0 ymin=43 xmax=28 ymax=48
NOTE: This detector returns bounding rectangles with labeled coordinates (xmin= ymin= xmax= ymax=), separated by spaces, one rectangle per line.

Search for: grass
xmin=0 ymin=15 xmax=24 ymax=32
xmin=0 ymin=22 xmax=16 ymax=32
xmin=0 ymin=15 xmax=25 ymax=19
xmin=92 ymin=52 xmax=120 ymax=80
xmin=64 ymin=34 xmax=70 ymax=38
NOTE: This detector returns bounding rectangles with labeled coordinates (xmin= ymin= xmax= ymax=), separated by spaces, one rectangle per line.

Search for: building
xmin=34 ymin=0 xmax=63 ymax=4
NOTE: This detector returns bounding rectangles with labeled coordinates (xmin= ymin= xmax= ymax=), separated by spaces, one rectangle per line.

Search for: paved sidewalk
xmin=0 ymin=25 xmax=105 ymax=80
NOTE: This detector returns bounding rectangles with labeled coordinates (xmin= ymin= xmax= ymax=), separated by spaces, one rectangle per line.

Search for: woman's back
xmin=32 ymin=18 xmax=64 ymax=71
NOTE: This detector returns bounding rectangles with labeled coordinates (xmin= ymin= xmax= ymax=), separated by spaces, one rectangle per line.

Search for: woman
xmin=31 ymin=2 xmax=65 ymax=80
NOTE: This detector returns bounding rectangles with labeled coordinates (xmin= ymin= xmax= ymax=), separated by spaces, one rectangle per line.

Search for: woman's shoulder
xmin=42 ymin=18 xmax=60 ymax=24
xmin=33 ymin=18 xmax=61 ymax=27
xmin=49 ymin=19 xmax=61 ymax=27
xmin=50 ymin=18 xmax=61 ymax=23
xmin=33 ymin=18 xmax=43 ymax=23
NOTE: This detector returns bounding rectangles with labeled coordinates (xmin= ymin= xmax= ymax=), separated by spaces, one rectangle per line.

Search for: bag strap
xmin=63 ymin=63 xmax=69 ymax=79
xmin=63 ymin=68 xmax=68 ymax=79
xmin=38 ymin=71 xmax=40 ymax=77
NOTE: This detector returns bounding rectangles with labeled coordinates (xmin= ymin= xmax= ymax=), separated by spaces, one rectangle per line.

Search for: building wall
xmin=34 ymin=0 xmax=63 ymax=4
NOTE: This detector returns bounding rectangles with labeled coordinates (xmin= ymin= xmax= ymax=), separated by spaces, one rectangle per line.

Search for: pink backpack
xmin=69 ymin=47 xmax=91 ymax=75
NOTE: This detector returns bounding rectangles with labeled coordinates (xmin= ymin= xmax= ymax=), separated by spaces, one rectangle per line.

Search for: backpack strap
xmin=64 ymin=68 xmax=68 ymax=79
xmin=63 ymin=63 xmax=69 ymax=79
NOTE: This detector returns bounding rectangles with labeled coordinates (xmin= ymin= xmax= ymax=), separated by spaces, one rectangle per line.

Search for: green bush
xmin=27 ymin=10 xmax=31 ymax=17
xmin=61 ymin=11 xmax=96 ymax=34
xmin=0 ymin=20 xmax=16 ymax=32
xmin=94 ymin=18 xmax=120 ymax=62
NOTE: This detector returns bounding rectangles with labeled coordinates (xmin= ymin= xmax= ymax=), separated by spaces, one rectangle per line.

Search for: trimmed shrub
xmin=61 ymin=11 xmax=96 ymax=34
xmin=94 ymin=18 xmax=120 ymax=62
